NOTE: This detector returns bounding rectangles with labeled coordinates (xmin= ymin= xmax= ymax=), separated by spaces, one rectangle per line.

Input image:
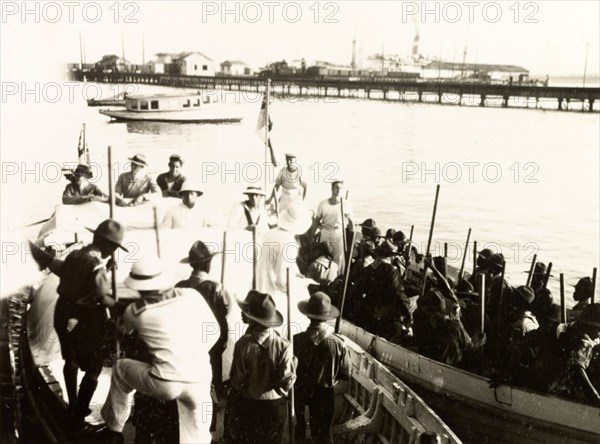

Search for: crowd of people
xmin=32 ymin=152 xmax=599 ymax=443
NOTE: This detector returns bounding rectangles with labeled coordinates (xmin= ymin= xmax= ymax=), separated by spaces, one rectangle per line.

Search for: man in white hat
xmin=99 ymin=256 xmax=217 ymax=444
xmin=161 ymin=179 xmax=212 ymax=229
xmin=314 ymin=179 xmax=353 ymax=275
xmin=228 ymin=185 xmax=269 ymax=234
xmin=267 ymin=153 xmax=308 ymax=212
xmin=256 ymin=200 xmax=312 ymax=297
xmin=115 ymin=153 xmax=159 ymax=206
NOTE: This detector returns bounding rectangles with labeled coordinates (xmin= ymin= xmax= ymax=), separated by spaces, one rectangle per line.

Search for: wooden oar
xmin=496 ymin=260 xmax=506 ymax=331
xmin=335 ymin=230 xmax=357 ymax=333
xmin=252 ymin=226 xmax=257 ymax=289
xmin=542 ymin=262 xmax=553 ymax=290
xmin=421 ymin=185 xmax=440 ymax=297
xmin=525 ymin=254 xmax=537 ymax=286
xmin=458 ymin=228 xmax=472 ymax=281
xmin=479 ymin=273 xmax=486 ymax=334
xmin=559 ymin=273 xmax=566 ymax=323
xmin=340 ymin=196 xmax=348 ymax=263
xmin=22 ymin=217 xmax=51 ymax=229
xmin=472 ymin=240 xmax=478 ymax=283
xmin=107 ymin=146 xmax=116 ymax=319
xmin=153 ymin=207 xmax=161 ymax=258
xmin=221 ymin=231 xmax=227 ymax=285
xmin=403 ymin=225 xmax=415 ymax=278
xmin=591 ymin=267 xmax=597 ymax=304
xmin=286 ymin=267 xmax=296 ymax=444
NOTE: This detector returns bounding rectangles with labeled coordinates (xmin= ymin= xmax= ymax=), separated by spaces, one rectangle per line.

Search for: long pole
xmin=340 ymin=197 xmax=348 ymax=263
xmin=421 ymin=185 xmax=441 ymax=297
xmin=542 ymin=262 xmax=553 ymax=290
xmin=526 ymin=254 xmax=537 ymax=286
xmin=496 ymin=261 xmax=506 ymax=331
xmin=404 ymin=225 xmax=415 ymax=277
xmin=153 ymin=207 xmax=161 ymax=258
xmin=559 ymin=273 xmax=566 ymax=323
xmin=444 ymin=242 xmax=448 ymax=259
xmin=79 ymin=30 xmax=84 ymax=70
xmin=458 ymin=228 xmax=472 ymax=281
xmin=479 ymin=273 xmax=486 ymax=334
xmin=591 ymin=267 xmax=597 ymax=304
xmin=264 ymin=79 xmax=271 ymax=195
xmin=472 ymin=240 xmax=478 ymax=283
xmin=108 ymin=146 xmax=116 ymax=307
xmin=221 ymin=231 xmax=227 ymax=285
xmin=336 ymin=231 xmax=357 ymax=333
xmin=252 ymin=226 xmax=257 ymax=289
xmin=286 ymin=268 xmax=296 ymax=444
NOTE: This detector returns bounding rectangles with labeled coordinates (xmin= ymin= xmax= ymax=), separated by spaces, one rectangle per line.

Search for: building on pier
xmin=146 ymin=52 xmax=215 ymax=76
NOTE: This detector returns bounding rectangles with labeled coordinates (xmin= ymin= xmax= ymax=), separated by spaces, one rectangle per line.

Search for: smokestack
xmin=412 ymin=32 xmax=419 ymax=61
xmin=351 ymin=37 xmax=357 ymax=69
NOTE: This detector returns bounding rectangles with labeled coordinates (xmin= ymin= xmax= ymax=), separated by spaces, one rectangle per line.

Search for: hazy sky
xmin=2 ymin=1 xmax=599 ymax=78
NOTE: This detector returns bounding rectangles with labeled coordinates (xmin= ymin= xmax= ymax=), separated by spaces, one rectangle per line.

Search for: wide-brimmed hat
xmin=242 ymin=186 xmax=266 ymax=196
xmin=579 ymin=303 xmax=600 ymax=328
xmin=278 ymin=201 xmax=312 ymax=234
xmin=488 ymin=253 xmax=505 ymax=271
xmin=178 ymin=179 xmax=204 ymax=197
xmin=523 ymin=262 xmax=553 ymax=277
xmin=359 ymin=218 xmax=377 ymax=230
xmin=298 ymin=292 xmax=340 ymax=321
xmin=180 ymin=240 xmax=220 ymax=265
xmin=238 ymin=290 xmax=283 ymax=327
xmin=514 ymin=285 xmax=535 ymax=304
xmin=128 ymin=153 xmax=148 ymax=167
xmin=377 ymin=239 xmax=398 ymax=257
xmin=65 ymin=163 xmax=93 ymax=180
xmin=455 ymin=279 xmax=478 ymax=299
xmin=573 ymin=277 xmax=594 ymax=302
xmin=371 ymin=227 xmax=383 ymax=239
xmin=478 ymin=248 xmax=493 ymax=260
xmin=124 ymin=257 xmax=173 ymax=291
xmin=86 ymin=219 xmax=128 ymax=251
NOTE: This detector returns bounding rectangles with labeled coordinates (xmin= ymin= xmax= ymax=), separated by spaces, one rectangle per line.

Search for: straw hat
xmin=237 ymin=290 xmax=283 ymax=327
xmin=242 ymin=186 xmax=266 ymax=196
xmin=178 ymin=179 xmax=204 ymax=196
xmin=128 ymin=153 xmax=148 ymax=167
xmin=124 ymin=257 xmax=173 ymax=291
xmin=277 ymin=201 xmax=312 ymax=234
xmin=298 ymin=292 xmax=340 ymax=321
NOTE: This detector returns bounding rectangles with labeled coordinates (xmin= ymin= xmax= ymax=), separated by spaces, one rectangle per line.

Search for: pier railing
xmin=70 ymin=71 xmax=600 ymax=111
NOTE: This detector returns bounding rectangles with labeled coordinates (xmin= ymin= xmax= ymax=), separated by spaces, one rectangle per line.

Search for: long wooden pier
xmin=70 ymin=71 xmax=600 ymax=112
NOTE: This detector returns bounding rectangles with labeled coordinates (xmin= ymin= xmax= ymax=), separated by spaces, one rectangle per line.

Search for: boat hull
xmin=99 ymin=108 xmax=243 ymax=123
xmin=340 ymin=321 xmax=600 ymax=444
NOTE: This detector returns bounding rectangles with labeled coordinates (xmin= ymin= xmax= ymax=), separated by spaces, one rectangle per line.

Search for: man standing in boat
xmin=28 ymin=219 xmax=127 ymax=432
xmin=99 ymin=256 xmax=217 ymax=443
xmin=156 ymin=154 xmax=187 ymax=198
xmin=313 ymin=180 xmax=353 ymax=275
xmin=267 ymin=153 xmax=308 ymax=212
xmin=115 ymin=153 xmax=159 ymax=206
xmin=228 ymin=185 xmax=269 ymax=235
xmin=161 ymin=179 xmax=212 ymax=228
xmin=294 ymin=292 xmax=350 ymax=443
xmin=62 ymin=164 xmax=108 ymax=205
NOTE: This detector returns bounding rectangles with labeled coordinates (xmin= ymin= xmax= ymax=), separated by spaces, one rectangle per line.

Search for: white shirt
xmin=256 ymin=227 xmax=299 ymax=296
xmin=123 ymin=288 xmax=216 ymax=383
xmin=228 ymin=201 xmax=269 ymax=233
xmin=161 ymin=202 xmax=210 ymax=229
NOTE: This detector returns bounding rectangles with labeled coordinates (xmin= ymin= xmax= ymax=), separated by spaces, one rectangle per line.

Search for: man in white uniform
xmin=162 ymin=179 xmax=211 ymax=229
xmin=268 ymin=153 xmax=308 ymax=212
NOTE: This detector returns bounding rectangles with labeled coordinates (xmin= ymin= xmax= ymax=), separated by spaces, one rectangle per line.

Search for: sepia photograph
xmin=1 ymin=1 xmax=599 ymax=443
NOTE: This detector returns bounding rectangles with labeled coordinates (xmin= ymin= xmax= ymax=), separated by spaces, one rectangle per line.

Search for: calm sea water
xmin=2 ymin=82 xmax=599 ymax=303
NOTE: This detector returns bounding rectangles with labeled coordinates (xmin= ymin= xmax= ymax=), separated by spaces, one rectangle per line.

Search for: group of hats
xmin=238 ymin=290 xmax=340 ymax=327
